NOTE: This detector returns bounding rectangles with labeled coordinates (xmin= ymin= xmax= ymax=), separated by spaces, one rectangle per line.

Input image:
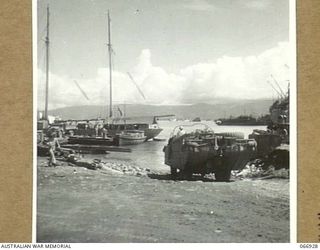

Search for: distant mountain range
xmin=46 ymin=99 xmax=274 ymax=120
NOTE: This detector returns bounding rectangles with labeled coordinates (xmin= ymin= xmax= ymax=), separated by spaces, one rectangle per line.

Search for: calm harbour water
xmin=86 ymin=121 xmax=266 ymax=173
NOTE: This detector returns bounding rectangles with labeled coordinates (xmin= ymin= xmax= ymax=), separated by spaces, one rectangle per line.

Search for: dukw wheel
xmin=215 ymin=168 xmax=231 ymax=182
xmin=181 ymin=166 xmax=193 ymax=180
xmin=170 ymin=167 xmax=178 ymax=179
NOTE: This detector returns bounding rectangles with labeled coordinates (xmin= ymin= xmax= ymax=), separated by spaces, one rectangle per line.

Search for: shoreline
xmin=37 ymin=156 xmax=289 ymax=243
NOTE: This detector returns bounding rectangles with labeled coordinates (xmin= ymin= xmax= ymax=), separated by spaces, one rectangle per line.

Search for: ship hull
xmin=215 ymin=116 xmax=269 ymax=126
xmin=118 ymin=130 xmax=147 ymax=146
xmin=144 ymin=128 xmax=163 ymax=140
xmin=68 ymin=136 xmax=119 ymax=146
xmin=107 ymin=128 xmax=163 ymax=141
xmin=119 ymin=136 xmax=147 ymax=146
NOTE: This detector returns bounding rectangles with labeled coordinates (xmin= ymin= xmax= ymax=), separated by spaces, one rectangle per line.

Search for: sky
xmin=37 ymin=0 xmax=291 ymax=109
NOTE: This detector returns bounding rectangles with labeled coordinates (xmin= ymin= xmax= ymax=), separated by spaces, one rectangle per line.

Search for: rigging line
xmin=37 ymin=44 xmax=46 ymax=85
xmin=38 ymin=52 xmax=45 ymax=83
xmin=39 ymin=46 xmax=46 ymax=72
xmin=73 ymin=80 xmax=90 ymax=100
xmin=39 ymin=6 xmax=55 ymax=42
xmin=127 ymin=72 xmax=146 ymax=100
xmin=111 ymin=49 xmax=115 ymax=73
xmin=48 ymin=44 xmax=53 ymax=74
xmin=267 ymin=80 xmax=283 ymax=99
xmin=270 ymin=74 xmax=286 ymax=97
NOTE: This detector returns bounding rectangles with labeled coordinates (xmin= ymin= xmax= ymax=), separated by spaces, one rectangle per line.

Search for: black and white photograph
xmin=36 ymin=0 xmax=294 ymax=243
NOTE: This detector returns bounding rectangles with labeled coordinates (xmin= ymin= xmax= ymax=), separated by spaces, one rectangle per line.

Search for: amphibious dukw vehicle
xmin=163 ymin=125 xmax=257 ymax=181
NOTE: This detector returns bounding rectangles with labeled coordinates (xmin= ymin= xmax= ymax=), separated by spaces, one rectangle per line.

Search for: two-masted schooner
xmin=39 ymin=8 xmax=166 ymax=146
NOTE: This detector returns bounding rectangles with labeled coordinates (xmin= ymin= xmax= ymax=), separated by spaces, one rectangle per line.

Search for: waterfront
xmin=36 ymin=121 xmax=291 ymax=243
xmin=84 ymin=121 xmax=267 ymax=172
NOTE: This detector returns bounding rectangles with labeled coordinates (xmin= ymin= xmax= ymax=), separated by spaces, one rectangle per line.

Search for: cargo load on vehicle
xmin=163 ymin=124 xmax=257 ymax=181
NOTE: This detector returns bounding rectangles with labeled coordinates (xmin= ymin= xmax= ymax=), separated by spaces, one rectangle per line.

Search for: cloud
xmin=37 ymin=42 xmax=290 ymax=109
xmin=178 ymin=42 xmax=290 ymax=103
xmin=182 ymin=0 xmax=217 ymax=12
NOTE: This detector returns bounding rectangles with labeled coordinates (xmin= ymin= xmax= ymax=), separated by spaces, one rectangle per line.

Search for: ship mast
xmin=44 ymin=6 xmax=50 ymax=120
xmin=107 ymin=11 xmax=113 ymax=118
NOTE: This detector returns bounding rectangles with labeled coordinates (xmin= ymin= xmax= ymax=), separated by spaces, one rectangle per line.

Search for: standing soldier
xmin=102 ymin=127 xmax=108 ymax=139
xmin=177 ymin=126 xmax=186 ymax=137
xmin=95 ymin=123 xmax=99 ymax=137
xmin=47 ymin=133 xmax=61 ymax=167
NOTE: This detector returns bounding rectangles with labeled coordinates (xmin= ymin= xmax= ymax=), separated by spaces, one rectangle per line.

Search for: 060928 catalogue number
xmin=300 ymin=244 xmax=319 ymax=248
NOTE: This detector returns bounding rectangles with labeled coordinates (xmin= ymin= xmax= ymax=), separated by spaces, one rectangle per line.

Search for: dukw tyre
xmin=170 ymin=167 xmax=178 ymax=179
xmin=215 ymin=168 xmax=231 ymax=182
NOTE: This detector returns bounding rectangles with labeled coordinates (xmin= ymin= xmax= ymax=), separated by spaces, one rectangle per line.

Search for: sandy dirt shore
xmin=37 ymin=156 xmax=289 ymax=243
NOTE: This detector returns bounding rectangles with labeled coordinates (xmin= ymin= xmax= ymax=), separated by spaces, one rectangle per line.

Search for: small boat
xmin=106 ymin=116 xmax=164 ymax=141
xmin=68 ymin=135 xmax=119 ymax=146
xmin=119 ymin=130 xmax=147 ymax=146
